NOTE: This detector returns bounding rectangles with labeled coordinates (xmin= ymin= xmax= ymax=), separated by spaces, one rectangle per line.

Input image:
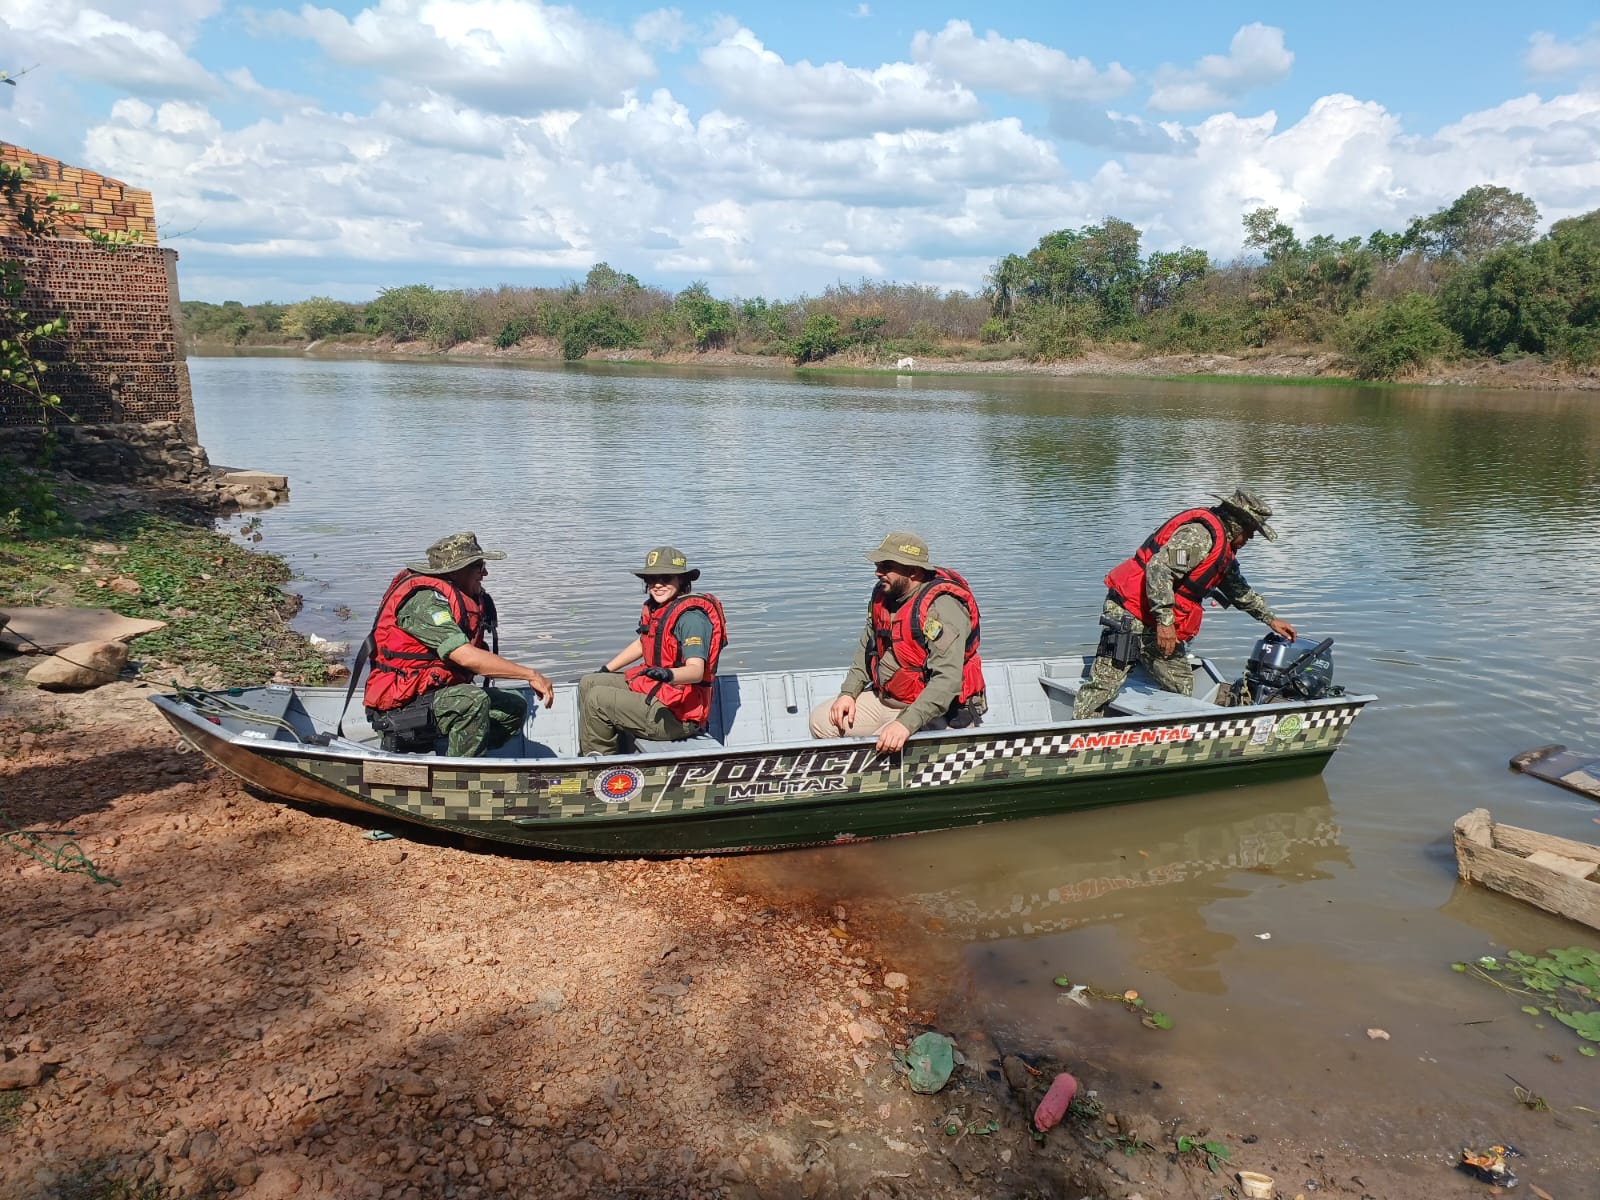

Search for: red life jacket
xmin=363 ymin=570 xmax=490 ymax=712
xmin=625 ymin=593 xmax=729 ymax=726
xmin=1104 ymin=508 xmax=1233 ymax=641
xmin=866 ymin=568 xmax=985 ymax=706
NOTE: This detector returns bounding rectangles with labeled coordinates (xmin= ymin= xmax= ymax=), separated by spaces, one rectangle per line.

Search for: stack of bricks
xmin=0 ymin=142 xmax=193 ymax=437
xmin=0 ymin=143 xmax=157 ymax=240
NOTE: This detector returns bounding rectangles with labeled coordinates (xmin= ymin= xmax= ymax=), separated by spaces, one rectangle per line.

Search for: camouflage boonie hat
xmin=634 ymin=545 xmax=700 ymax=581
xmin=1211 ymin=488 xmax=1278 ymax=541
xmin=865 ymin=531 xmax=935 ymax=569
xmin=407 ymin=532 xmax=507 ymax=574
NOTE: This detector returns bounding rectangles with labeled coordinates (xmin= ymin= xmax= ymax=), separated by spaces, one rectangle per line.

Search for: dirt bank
xmin=209 ymin=335 xmax=1600 ymax=392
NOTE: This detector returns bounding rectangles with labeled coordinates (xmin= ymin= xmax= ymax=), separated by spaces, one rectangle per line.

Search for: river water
xmin=191 ymin=356 xmax=1600 ymax=1182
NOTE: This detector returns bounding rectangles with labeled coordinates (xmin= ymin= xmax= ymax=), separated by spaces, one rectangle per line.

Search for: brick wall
xmin=0 ymin=143 xmax=157 ymax=239
xmin=0 ymin=143 xmax=194 ymax=440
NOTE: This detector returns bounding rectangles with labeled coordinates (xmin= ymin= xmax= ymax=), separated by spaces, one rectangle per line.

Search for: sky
xmin=2 ymin=1 xmax=1598 ymax=306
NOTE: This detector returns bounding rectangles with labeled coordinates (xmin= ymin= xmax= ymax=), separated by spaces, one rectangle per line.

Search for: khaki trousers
xmin=807 ymin=689 xmax=910 ymax=739
xmin=578 ymin=671 xmax=701 ymax=756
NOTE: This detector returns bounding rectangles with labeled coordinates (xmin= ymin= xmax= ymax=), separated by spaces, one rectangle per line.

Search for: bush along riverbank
xmin=0 ymin=475 xmax=327 ymax=688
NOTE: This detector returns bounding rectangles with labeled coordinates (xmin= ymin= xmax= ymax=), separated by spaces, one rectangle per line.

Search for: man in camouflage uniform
xmin=809 ymin=531 xmax=983 ymax=753
xmin=1072 ymin=490 xmax=1298 ymax=720
xmin=364 ymin=532 xmax=554 ymax=757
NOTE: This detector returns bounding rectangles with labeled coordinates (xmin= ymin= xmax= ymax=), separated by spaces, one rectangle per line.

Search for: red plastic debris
xmin=1032 ymin=1071 xmax=1078 ymax=1132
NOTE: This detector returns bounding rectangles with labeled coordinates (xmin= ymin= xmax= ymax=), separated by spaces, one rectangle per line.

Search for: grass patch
xmin=0 ymin=510 xmax=327 ymax=686
xmin=0 ymin=1090 xmax=25 ymax=1133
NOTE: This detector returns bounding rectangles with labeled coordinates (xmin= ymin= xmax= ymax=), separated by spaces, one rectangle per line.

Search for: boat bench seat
xmin=1036 ymin=670 xmax=1212 ymax=719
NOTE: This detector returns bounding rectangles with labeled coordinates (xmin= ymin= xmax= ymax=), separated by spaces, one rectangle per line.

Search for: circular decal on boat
xmin=594 ymin=767 xmax=644 ymax=804
xmin=1272 ymin=714 xmax=1304 ymax=742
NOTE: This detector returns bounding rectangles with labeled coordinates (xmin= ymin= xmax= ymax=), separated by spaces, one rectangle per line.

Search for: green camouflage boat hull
xmin=153 ymin=682 xmax=1370 ymax=856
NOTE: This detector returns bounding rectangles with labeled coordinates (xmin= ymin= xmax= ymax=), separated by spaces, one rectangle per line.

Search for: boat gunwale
xmin=150 ymin=684 xmax=1377 ymax=771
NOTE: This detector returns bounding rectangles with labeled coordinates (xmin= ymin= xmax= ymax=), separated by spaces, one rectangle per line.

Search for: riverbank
xmin=191 ymin=334 xmax=1600 ymax=392
xmin=1 ymin=478 xmax=1580 ymax=1199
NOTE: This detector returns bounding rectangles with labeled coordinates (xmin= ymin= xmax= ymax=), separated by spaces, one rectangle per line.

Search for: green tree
xmin=281 ymin=296 xmax=356 ymax=341
xmin=674 ymin=281 xmax=735 ymax=350
xmin=791 ymin=313 xmax=842 ymax=364
xmin=366 ymin=284 xmax=442 ymax=340
xmin=1339 ymin=294 xmax=1458 ymax=379
xmin=1138 ymin=248 xmax=1210 ymax=313
xmin=1404 ymin=185 xmax=1540 ymax=261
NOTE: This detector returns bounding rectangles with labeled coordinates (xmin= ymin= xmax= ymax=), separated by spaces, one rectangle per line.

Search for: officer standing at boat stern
xmin=1072 ymin=489 xmax=1298 ymax=720
xmin=809 ymin=531 xmax=986 ymax=753
xmin=363 ymin=532 xmax=555 ymax=757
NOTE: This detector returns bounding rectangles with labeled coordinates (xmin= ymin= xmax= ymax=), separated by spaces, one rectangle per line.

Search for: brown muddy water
xmin=193 ymin=356 xmax=1600 ymax=1188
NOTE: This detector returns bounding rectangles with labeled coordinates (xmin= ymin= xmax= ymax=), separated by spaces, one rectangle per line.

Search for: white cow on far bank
xmin=895 ymin=357 xmax=915 ymax=370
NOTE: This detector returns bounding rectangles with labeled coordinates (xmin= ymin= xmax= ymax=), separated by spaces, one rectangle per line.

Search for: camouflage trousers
xmin=577 ymin=671 xmax=701 ymax=756
xmin=1071 ymin=596 xmax=1195 ymax=720
xmin=431 ymin=683 xmax=528 ymax=757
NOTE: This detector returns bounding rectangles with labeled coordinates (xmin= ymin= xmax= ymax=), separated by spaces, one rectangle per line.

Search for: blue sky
xmin=3 ymin=1 xmax=1598 ymax=305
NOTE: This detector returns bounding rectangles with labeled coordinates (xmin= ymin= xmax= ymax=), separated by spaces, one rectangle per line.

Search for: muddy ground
xmin=0 ymin=657 xmax=1552 ymax=1200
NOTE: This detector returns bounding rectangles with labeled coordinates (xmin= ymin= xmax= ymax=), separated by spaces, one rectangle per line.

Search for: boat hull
xmin=156 ymin=685 xmax=1368 ymax=856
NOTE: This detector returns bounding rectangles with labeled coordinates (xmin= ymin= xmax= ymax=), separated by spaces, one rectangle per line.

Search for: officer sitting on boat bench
xmin=577 ymin=546 xmax=728 ymax=756
xmin=363 ymin=532 xmax=554 ymax=756
xmin=809 ymin=531 xmax=985 ymax=753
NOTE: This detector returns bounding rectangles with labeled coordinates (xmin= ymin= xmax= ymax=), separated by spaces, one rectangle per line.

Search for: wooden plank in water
xmin=1509 ymin=743 xmax=1600 ymax=802
xmin=1453 ymin=807 xmax=1600 ymax=931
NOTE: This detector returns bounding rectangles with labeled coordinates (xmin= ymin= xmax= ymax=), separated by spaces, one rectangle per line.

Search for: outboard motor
xmin=1238 ymin=633 xmax=1340 ymax=705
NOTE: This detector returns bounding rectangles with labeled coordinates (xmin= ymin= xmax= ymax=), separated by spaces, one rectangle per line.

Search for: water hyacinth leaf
xmin=1521 ymin=1006 xmax=1541 ymax=1016
xmin=1143 ymin=1012 xmax=1174 ymax=1030
xmin=1053 ymin=976 xmax=1073 ymax=988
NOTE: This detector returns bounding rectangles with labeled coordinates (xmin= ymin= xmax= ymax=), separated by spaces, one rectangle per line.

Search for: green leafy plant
xmin=1175 ymin=1134 xmax=1231 ymax=1173
xmin=1452 ymin=947 xmax=1600 ymax=1056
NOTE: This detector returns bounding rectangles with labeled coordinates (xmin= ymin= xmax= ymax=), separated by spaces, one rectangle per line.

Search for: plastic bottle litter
xmin=1032 ymin=1071 xmax=1078 ymax=1132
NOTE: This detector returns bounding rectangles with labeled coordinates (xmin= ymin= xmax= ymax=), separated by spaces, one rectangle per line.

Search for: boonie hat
xmin=407 ymin=531 xmax=507 ymax=573
xmin=865 ymin=531 xmax=935 ymax=569
xmin=634 ymin=545 xmax=700 ymax=581
xmin=1211 ymin=488 xmax=1278 ymax=541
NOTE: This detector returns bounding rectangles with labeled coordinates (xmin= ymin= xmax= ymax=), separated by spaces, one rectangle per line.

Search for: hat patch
xmin=897 ymin=544 xmax=924 ymax=558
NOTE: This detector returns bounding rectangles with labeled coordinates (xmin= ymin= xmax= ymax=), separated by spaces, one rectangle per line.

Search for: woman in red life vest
xmin=1072 ymin=489 xmax=1298 ymax=720
xmin=577 ymin=546 xmax=728 ymax=756
xmin=809 ymin=531 xmax=985 ymax=753
xmin=362 ymin=532 xmax=554 ymax=756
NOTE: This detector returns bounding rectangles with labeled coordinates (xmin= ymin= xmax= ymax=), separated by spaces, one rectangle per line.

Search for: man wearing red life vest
xmin=578 ymin=546 xmax=728 ymax=756
xmin=1072 ymin=489 xmax=1298 ymax=719
xmin=363 ymin=532 xmax=554 ymax=756
xmin=809 ymin=531 xmax=986 ymax=753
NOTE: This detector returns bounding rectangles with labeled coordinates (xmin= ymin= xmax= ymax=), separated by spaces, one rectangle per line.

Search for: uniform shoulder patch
xmin=431 ymin=609 xmax=453 ymax=625
xmin=922 ymin=617 xmax=943 ymax=642
xmin=681 ymin=635 xmax=704 ymax=647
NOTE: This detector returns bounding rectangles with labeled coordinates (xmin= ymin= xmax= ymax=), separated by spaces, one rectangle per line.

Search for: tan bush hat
xmin=408 ymin=532 xmax=507 ymax=573
xmin=865 ymin=531 xmax=934 ymax=569
xmin=633 ymin=545 xmax=700 ymax=581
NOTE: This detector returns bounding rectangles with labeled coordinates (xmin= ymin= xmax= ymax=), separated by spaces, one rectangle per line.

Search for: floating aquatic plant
xmin=1452 ymin=946 xmax=1600 ymax=1057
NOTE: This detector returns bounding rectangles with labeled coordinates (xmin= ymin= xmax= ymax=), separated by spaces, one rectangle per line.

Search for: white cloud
xmin=259 ymin=0 xmax=657 ymax=114
xmin=633 ymin=7 xmax=691 ymax=52
xmin=910 ymin=19 xmax=1133 ymax=102
xmin=1148 ymin=23 xmax=1293 ymax=113
xmin=697 ymin=27 xmax=982 ymax=137
xmin=1525 ymin=25 xmax=1600 ymax=78
xmin=1049 ymin=102 xmax=1197 ymax=154
xmin=0 ymin=0 xmax=218 ymax=98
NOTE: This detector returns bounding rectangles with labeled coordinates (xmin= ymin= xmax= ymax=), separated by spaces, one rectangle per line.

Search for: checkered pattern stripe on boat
xmin=266 ymin=701 xmax=1367 ymax=824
